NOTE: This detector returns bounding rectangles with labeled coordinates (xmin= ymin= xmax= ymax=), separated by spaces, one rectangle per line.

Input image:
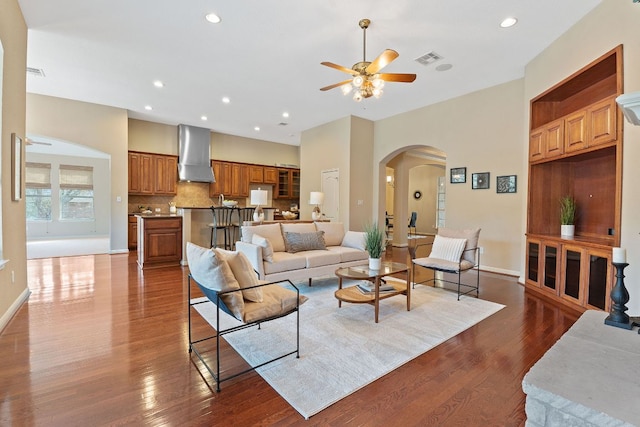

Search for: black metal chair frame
xmin=187 ymin=274 xmax=301 ymax=392
xmin=411 ymin=242 xmax=480 ymax=300
xmin=209 ymin=206 xmax=235 ymax=249
xmin=408 ymin=211 xmax=417 ymax=236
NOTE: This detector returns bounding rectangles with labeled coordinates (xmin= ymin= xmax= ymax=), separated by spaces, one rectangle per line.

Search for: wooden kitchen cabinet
xmin=137 ymin=216 xmax=182 ymax=269
xmin=153 ymin=154 xmax=178 ymax=195
xmin=249 ymin=165 xmax=264 ymax=183
xmin=128 ymin=215 xmax=137 ymax=249
xmin=210 ymin=160 xmax=231 ymax=197
xmin=231 ymin=163 xmax=249 ymax=197
xmin=128 ymin=151 xmax=177 ymax=195
xmin=276 ymin=168 xmax=300 ymax=199
xmin=263 ymin=167 xmax=278 ymax=184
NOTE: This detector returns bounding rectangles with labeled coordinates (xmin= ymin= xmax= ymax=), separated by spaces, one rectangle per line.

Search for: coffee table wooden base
xmin=334 ymin=263 xmax=410 ymax=323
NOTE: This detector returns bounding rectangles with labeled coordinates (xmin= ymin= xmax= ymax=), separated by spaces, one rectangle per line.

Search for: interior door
xmin=321 ymin=169 xmax=339 ymax=221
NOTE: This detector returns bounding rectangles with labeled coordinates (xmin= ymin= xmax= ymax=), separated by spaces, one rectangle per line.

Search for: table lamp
xmin=251 ymin=188 xmax=268 ymax=222
xmin=310 ymin=191 xmax=324 ymax=220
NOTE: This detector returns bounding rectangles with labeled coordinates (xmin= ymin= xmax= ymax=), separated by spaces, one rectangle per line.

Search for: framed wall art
xmin=496 ymin=175 xmax=517 ymax=193
xmin=11 ymin=133 xmax=23 ymax=201
xmin=472 ymin=172 xmax=490 ymax=190
xmin=450 ymin=167 xmax=466 ymax=183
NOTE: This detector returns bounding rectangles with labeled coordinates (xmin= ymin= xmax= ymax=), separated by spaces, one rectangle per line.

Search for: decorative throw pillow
xmin=241 ymin=223 xmax=286 ymax=252
xmin=341 ymin=231 xmax=366 ymax=251
xmin=314 ymin=222 xmax=345 ymax=246
xmin=252 ymin=233 xmax=274 ymax=263
xmin=428 ymin=235 xmax=467 ymax=263
xmin=283 ymin=231 xmax=327 ymax=253
xmin=214 ymin=248 xmax=263 ymax=302
xmin=185 ymin=242 xmax=244 ymax=319
xmin=438 ymin=227 xmax=481 ymax=263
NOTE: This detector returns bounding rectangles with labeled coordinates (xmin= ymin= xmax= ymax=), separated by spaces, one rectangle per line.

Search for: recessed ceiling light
xmin=201 ymin=116 xmax=208 ymax=121
xmin=222 ymin=97 xmax=230 ymax=104
xmin=500 ymin=17 xmax=518 ymax=28
xmin=144 ymin=105 xmax=152 ymax=111
xmin=205 ymin=13 xmax=221 ymax=24
xmin=435 ymin=63 xmax=453 ymax=72
xmin=282 ymin=112 xmax=289 ymax=118
xmin=153 ymin=80 xmax=164 ymax=88
xmin=254 ymin=126 xmax=260 ymax=131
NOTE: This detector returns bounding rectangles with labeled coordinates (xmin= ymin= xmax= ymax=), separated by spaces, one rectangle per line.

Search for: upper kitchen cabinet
xmin=210 ymin=160 xmax=231 ymax=197
xmin=129 ymin=151 xmax=178 ymax=195
xmin=276 ymin=168 xmax=300 ymax=199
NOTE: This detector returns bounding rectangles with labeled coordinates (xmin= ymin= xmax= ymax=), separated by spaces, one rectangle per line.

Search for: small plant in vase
xmin=364 ymin=222 xmax=385 ymax=270
xmin=560 ymin=195 xmax=576 ymax=237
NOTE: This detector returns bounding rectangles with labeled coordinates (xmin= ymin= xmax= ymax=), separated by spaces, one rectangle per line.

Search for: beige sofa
xmin=235 ymin=222 xmax=369 ymax=284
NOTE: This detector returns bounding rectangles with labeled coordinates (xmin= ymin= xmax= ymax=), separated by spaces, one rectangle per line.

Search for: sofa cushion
xmin=252 ymin=234 xmax=274 ymax=263
xmin=314 ymin=222 xmax=345 ymax=246
xmin=438 ymin=227 xmax=481 ymax=263
xmin=242 ymin=223 xmax=286 ymax=252
xmin=264 ymin=251 xmax=308 ymax=275
xmin=280 ymin=222 xmax=316 ymax=235
xmin=283 ymin=231 xmax=327 ymax=253
xmin=327 ymin=246 xmax=369 ymax=263
xmin=341 ymin=231 xmax=366 ymax=251
xmin=186 ymin=242 xmax=244 ymax=320
xmin=214 ymin=248 xmax=263 ymax=302
xmin=428 ymin=235 xmax=467 ymax=263
xmin=243 ymin=283 xmax=308 ymax=323
xmin=302 ymin=250 xmax=342 ymax=268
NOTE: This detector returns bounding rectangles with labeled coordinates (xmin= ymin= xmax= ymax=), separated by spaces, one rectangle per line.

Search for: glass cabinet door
xmin=527 ymin=240 xmax=540 ymax=284
xmin=543 ymin=245 xmax=558 ymax=293
xmin=586 ymin=250 xmax=611 ymax=310
xmin=562 ymin=246 xmax=583 ymax=304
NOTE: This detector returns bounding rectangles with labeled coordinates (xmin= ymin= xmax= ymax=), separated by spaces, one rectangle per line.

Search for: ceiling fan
xmin=320 ymin=18 xmax=417 ymax=101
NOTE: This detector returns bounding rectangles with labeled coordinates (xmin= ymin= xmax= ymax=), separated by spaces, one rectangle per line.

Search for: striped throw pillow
xmin=428 ymin=235 xmax=467 ymax=263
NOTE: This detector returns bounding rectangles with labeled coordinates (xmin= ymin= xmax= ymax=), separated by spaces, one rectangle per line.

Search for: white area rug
xmin=193 ymin=277 xmax=504 ymax=419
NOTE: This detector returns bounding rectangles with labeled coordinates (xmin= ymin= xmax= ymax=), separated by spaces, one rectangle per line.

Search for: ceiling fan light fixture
xmin=353 ymin=75 xmax=364 ymax=88
xmin=372 ymin=76 xmax=384 ymax=88
xmin=372 ymin=87 xmax=383 ymax=98
xmin=341 ymin=85 xmax=353 ymax=95
xmin=353 ymin=91 xmax=363 ymax=102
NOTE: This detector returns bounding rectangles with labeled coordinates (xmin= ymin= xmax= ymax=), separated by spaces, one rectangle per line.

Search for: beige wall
xmin=26 ymin=94 xmax=129 ymax=252
xmin=525 ymin=0 xmax=640 ymax=312
xmin=0 ymin=0 xmax=28 ymax=328
xmin=348 ymin=117 xmax=374 ymax=230
xmin=128 ymin=119 xmax=177 ymax=155
xmin=211 ymin=132 xmax=299 ymax=167
xmin=300 ymin=117 xmax=351 ymax=226
xmin=374 ymin=79 xmax=525 ymax=274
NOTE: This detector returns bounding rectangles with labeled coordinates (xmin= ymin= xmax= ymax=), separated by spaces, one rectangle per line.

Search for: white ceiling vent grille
xmin=26 ymin=67 xmax=46 ymax=77
xmin=415 ymin=52 xmax=443 ymax=67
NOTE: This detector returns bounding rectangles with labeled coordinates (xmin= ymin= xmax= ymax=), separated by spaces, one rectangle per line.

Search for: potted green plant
xmin=364 ymin=222 xmax=385 ymax=270
xmin=560 ymin=195 xmax=576 ymax=237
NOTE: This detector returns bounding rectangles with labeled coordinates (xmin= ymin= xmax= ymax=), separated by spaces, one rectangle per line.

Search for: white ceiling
xmin=20 ymin=0 xmax=601 ymax=146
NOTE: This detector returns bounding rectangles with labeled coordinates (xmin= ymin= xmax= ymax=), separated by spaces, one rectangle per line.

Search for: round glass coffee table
xmin=334 ymin=262 xmax=411 ymax=323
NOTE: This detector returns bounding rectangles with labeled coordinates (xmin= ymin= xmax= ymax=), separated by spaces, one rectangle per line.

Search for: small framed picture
xmin=496 ymin=175 xmax=517 ymax=193
xmin=450 ymin=167 xmax=466 ymax=183
xmin=472 ymin=172 xmax=490 ymax=190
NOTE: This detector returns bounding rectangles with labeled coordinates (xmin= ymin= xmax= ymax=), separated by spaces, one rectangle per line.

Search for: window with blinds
xmin=25 ymin=162 xmax=52 ymax=221
xmin=59 ymin=165 xmax=94 ymax=220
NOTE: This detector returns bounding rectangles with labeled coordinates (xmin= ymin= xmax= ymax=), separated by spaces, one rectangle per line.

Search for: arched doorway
xmin=382 ymin=146 xmax=445 ymax=247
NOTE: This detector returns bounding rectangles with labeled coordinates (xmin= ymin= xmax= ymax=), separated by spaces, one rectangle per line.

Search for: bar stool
xmin=208 ymin=206 xmax=235 ymax=249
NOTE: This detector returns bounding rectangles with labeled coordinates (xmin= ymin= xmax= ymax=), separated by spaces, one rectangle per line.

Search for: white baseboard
xmin=0 ymin=287 xmax=31 ymax=333
xmin=479 ymin=265 xmax=520 ymax=277
xmin=110 ymin=249 xmax=130 ymax=254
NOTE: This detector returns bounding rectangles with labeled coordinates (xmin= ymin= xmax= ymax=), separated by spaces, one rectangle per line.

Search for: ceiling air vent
xmin=414 ymin=51 xmax=443 ymax=67
xmin=26 ymin=67 xmax=46 ymax=77
xmin=278 ymin=122 xmax=288 ymax=126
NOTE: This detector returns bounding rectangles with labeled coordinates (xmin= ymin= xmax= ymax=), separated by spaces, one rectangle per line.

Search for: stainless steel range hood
xmin=177 ymin=124 xmax=215 ymax=183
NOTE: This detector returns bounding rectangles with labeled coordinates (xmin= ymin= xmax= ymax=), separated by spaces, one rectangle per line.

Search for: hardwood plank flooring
xmin=0 ymin=244 xmax=580 ymax=426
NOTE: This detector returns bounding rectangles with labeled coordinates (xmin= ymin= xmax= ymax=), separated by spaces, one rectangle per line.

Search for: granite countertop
xmin=134 ymin=213 xmax=181 ymax=218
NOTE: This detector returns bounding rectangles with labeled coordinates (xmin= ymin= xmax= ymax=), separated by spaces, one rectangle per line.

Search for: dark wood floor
xmin=0 ymin=244 xmax=581 ymax=426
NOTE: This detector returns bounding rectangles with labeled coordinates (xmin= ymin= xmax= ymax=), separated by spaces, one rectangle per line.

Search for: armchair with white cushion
xmin=410 ymin=227 xmax=481 ymax=300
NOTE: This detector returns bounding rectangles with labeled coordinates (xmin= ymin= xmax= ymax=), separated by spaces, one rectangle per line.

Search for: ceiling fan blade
xmin=366 ymin=49 xmax=399 ymax=74
xmin=320 ymin=80 xmax=352 ymax=91
xmin=377 ymin=73 xmax=417 ymax=83
xmin=321 ymin=62 xmax=357 ymax=75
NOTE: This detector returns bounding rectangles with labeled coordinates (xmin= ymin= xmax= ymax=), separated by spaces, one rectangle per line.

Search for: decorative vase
xmin=253 ymin=212 xmax=264 ymax=222
xmin=369 ymin=257 xmax=381 ymax=270
xmin=561 ymin=224 xmax=575 ymax=237
xmin=312 ymin=211 xmax=321 ymax=221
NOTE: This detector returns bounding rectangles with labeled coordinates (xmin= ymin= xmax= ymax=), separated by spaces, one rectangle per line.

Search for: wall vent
xmin=414 ymin=51 xmax=443 ymax=67
xmin=26 ymin=67 xmax=46 ymax=77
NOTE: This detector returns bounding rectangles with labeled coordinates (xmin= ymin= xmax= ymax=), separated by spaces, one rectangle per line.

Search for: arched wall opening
xmin=380 ymin=145 xmax=446 ymax=248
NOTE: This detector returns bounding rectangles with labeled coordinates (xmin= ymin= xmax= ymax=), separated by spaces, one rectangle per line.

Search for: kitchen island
xmin=136 ymin=214 xmax=183 ymax=269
